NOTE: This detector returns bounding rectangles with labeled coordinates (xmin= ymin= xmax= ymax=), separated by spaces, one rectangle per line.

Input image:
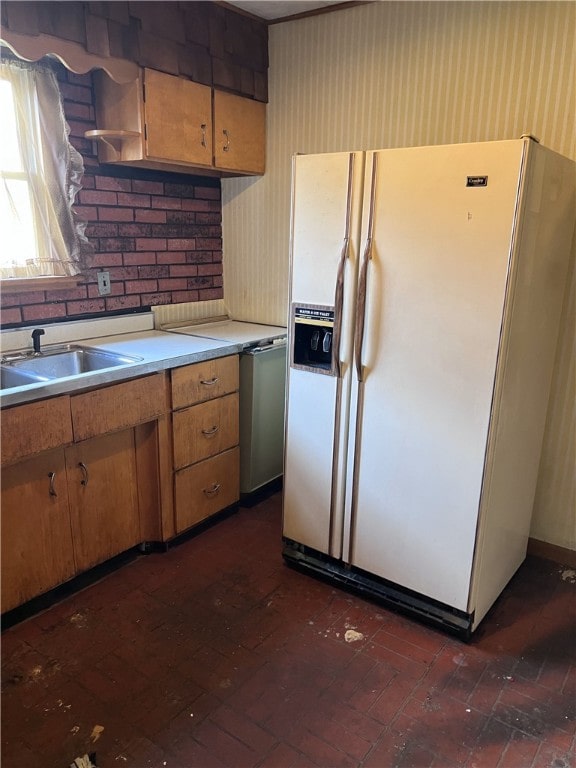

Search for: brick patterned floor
xmin=2 ymin=492 xmax=575 ymax=767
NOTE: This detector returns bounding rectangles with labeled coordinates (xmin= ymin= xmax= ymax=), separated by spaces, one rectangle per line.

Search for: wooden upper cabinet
xmin=91 ymin=69 xmax=146 ymax=165
xmin=90 ymin=69 xmax=266 ymax=176
xmin=214 ymin=90 xmax=266 ymax=175
xmin=144 ymin=69 xmax=212 ymax=169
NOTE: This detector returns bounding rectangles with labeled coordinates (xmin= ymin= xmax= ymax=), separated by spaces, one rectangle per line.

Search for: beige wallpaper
xmin=221 ymin=1 xmax=576 ymax=549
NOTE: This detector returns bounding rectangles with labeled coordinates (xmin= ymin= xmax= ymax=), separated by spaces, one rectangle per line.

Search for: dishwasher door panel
xmin=239 ymin=344 xmax=286 ymax=494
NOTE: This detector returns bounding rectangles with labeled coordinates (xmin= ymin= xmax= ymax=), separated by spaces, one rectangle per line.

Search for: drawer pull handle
xmin=78 ymin=462 xmax=89 ymax=487
xmin=200 ymin=377 xmax=219 ymax=386
xmin=48 ymin=471 xmax=57 ymax=497
xmin=202 ymin=425 xmax=219 ymax=437
xmin=203 ymin=483 xmax=221 ymax=497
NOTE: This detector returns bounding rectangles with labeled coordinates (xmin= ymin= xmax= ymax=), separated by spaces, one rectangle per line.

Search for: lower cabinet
xmin=171 ymin=356 xmax=240 ymax=535
xmin=1 ymin=429 xmax=141 ymax=613
xmin=1 ymin=361 xmax=243 ymax=613
xmin=1 ymin=373 xmax=169 ymax=614
xmin=1 ymin=449 xmax=76 ymax=613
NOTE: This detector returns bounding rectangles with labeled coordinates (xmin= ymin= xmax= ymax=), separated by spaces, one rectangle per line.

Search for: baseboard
xmin=527 ymin=537 xmax=576 ymax=568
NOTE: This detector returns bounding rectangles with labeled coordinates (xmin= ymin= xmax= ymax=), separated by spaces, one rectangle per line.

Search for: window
xmin=0 ymin=58 xmax=89 ymax=281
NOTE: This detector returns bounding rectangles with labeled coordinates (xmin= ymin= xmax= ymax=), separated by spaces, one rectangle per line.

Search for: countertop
xmin=0 ymin=329 xmax=240 ymax=408
xmin=165 ymin=320 xmax=287 ymax=348
xmin=1 ymin=313 xmax=289 ymax=408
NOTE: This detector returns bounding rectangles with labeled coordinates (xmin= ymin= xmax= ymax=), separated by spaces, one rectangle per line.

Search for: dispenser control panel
xmin=291 ymin=303 xmax=335 ymax=375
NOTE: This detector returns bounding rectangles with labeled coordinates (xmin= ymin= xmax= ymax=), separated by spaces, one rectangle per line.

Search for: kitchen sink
xmin=0 ymin=344 xmax=142 ymax=388
xmin=0 ymin=366 xmax=47 ymax=390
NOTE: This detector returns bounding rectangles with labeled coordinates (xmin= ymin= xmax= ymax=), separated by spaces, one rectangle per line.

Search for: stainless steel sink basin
xmin=1 ymin=344 xmax=142 ymax=388
xmin=0 ymin=366 xmax=47 ymax=389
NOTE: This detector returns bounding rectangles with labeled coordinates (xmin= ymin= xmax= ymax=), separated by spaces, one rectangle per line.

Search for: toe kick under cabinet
xmin=171 ymin=355 xmax=240 ymax=533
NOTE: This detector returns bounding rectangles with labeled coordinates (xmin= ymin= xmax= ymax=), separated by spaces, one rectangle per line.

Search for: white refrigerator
xmin=282 ymin=138 xmax=575 ymax=637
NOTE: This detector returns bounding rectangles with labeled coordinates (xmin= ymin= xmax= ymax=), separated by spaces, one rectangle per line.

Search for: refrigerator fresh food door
xmin=283 ymin=151 xmax=365 ymax=557
xmin=346 ymin=140 xmax=527 ymax=611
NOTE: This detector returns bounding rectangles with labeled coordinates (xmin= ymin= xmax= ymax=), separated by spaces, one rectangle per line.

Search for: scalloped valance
xmin=0 ymin=29 xmax=138 ymax=84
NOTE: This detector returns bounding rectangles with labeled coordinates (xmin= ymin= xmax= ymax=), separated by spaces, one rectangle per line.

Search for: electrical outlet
xmin=97 ymin=271 xmax=111 ymax=296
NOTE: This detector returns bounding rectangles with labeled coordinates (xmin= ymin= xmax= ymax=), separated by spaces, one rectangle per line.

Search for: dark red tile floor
xmin=2 ymin=491 xmax=575 ymax=768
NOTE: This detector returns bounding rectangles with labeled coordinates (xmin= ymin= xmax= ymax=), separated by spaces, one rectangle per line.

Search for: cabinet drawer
xmin=1 ymin=396 xmax=73 ymax=466
xmin=171 ymin=355 xmax=238 ymax=409
xmin=175 ymin=447 xmax=239 ymax=532
xmin=71 ymin=373 xmax=168 ymax=441
xmin=173 ymin=393 xmax=239 ymax=470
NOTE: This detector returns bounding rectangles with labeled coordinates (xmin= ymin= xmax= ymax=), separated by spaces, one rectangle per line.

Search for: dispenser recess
xmin=291 ymin=304 xmax=335 ymax=374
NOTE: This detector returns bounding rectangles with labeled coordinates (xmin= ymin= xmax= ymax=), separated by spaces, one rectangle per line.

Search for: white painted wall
xmin=221 ymin=1 xmax=576 ymax=549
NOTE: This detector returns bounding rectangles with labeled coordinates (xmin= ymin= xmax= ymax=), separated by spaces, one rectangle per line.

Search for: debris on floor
xmin=90 ymin=725 xmax=104 ymax=743
xmin=69 ymin=754 xmax=97 ymax=768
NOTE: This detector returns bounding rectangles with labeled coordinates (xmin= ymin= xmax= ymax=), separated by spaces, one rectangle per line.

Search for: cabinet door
xmin=175 ymin=447 xmax=240 ymax=532
xmin=144 ymin=69 xmax=212 ymax=168
xmin=67 ymin=430 xmax=140 ymax=572
xmin=173 ymin=392 xmax=239 ymax=470
xmin=1 ymin=449 xmax=75 ymax=612
xmin=213 ymin=90 xmax=265 ymax=174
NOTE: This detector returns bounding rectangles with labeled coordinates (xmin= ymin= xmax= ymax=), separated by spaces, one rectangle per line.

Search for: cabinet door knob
xmin=201 ymin=123 xmax=207 ymax=148
xmin=201 ymin=425 xmax=219 ymax=437
xmin=78 ymin=462 xmax=89 ymax=487
xmin=48 ymin=472 xmax=57 ymax=497
xmin=222 ymin=129 xmax=230 ymax=152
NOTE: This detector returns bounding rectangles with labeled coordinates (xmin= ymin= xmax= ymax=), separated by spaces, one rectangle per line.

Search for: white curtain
xmin=0 ymin=58 xmax=89 ymax=278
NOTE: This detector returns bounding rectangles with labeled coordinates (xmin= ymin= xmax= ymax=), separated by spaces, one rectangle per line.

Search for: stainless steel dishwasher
xmin=163 ymin=319 xmax=287 ymax=495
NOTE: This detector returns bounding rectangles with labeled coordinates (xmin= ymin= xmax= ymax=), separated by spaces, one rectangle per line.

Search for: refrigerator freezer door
xmin=347 ymin=140 xmax=527 ymax=610
xmin=283 ymin=152 xmax=365 ymax=557
xmin=283 ymin=368 xmax=341 ymax=554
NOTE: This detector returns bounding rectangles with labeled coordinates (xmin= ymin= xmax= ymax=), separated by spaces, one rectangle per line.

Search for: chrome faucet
xmin=31 ymin=328 xmax=45 ymax=355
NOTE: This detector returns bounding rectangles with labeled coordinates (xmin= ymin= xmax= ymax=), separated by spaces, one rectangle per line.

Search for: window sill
xmin=1 ymin=276 xmax=83 ymax=293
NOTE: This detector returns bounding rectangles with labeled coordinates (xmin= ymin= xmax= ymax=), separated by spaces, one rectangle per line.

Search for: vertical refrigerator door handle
xmin=332 ymin=237 xmax=349 ymax=379
xmin=332 ymin=154 xmax=356 ymax=379
xmin=328 ymin=153 xmax=356 ymax=557
xmin=355 ymin=237 xmax=372 ymax=383
xmin=354 ymin=153 xmax=378 ymax=383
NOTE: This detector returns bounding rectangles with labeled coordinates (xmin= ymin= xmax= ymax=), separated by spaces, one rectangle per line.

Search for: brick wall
xmin=0 ymin=65 xmax=224 ymax=327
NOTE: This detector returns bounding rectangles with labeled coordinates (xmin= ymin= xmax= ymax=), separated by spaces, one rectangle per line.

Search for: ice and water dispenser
xmin=291 ymin=304 xmax=335 ymax=374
